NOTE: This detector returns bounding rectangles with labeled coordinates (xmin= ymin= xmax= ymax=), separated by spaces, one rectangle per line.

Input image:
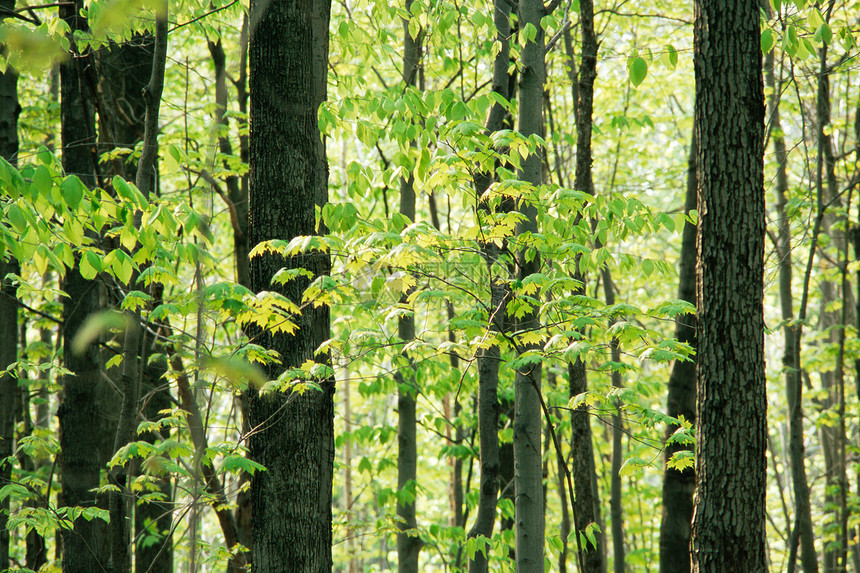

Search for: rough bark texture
xmin=570 ymin=0 xmax=605 ymax=571
xmin=396 ymin=4 xmax=422 ymax=570
xmin=659 ymin=136 xmax=697 ymax=573
xmin=602 ymin=275 xmax=625 ymax=573
xmin=690 ymin=1 xmax=766 ymax=571
xmin=57 ymin=1 xmax=110 ymax=570
xmin=0 ymin=2 xmax=18 ymax=565
xmin=0 ymin=262 xmax=17 ymax=573
xmin=467 ymin=1 xmax=512 ymax=570
xmin=0 ymin=0 xmax=17 ymax=164
xmin=247 ymin=0 xmax=334 ymax=571
xmin=513 ymin=0 xmax=545 ymax=570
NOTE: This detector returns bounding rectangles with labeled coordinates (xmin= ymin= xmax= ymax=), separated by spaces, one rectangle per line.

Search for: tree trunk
xmin=57 ymin=2 xmax=110 ymax=570
xmin=659 ymin=135 xmax=697 ymax=573
xmin=0 ymin=262 xmax=17 ymax=573
xmin=0 ymin=2 xmax=19 ymax=565
xmin=396 ymin=4 xmax=423 ymax=570
xmin=247 ymin=0 xmax=334 ymax=571
xmin=513 ymin=0 xmax=545 ymax=570
xmin=690 ymin=1 xmax=766 ymax=571
xmin=467 ymin=0 xmax=512 ymax=570
xmin=570 ymin=0 xmax=605 ymax=571
xmin=602 ymin=273 xmax=625 ymax=573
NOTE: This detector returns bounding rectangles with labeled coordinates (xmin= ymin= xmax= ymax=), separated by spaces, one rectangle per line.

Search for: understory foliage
xmin=0 ymin=0 xmax=859 ymax=571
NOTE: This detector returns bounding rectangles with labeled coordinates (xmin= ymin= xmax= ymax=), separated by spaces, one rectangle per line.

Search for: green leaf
xmin=80 ymin=250 xmax=101 ymax=280
xmin=668 ymin=449 xmax=695 ymax=471
xmin=358 ymin=456 xmax=372 ymax=474
xmin=641 ymin=258 xmax=654 ymax=277
xmin=61 ymin=175 xmax=86 ymax=210
xmin=6 ymin=203 xmax=28 ymax=234
xmin=522 ymin=22 xmax=537 ymax=44
xmin=814 ymin=24 xmax=832 ymax=45
xmin=33 ymin=165 xmax=53 ymax=197
xmin=807 ymin=7 xmax=823 ymax=29
xmin=663 ymin=44 xmax=677 ymax=68
xmin=221 ymin=454 xmax=267 ymax=476
xmin=761 ymin=29 xmax=775 ymax=53
xmin=628 ymin=56 xmax=647 ymax=87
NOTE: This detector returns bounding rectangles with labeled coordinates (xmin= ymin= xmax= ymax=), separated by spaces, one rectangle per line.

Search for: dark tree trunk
xmin=396 ymin=4 xmax=423 ymax=570
xmin=659 ymin=135 xmax=697 ymax=573
xmin=0 ymin=2 xmax=19 ymax=566
xmin=247 ymin=0 xmax=334 ymax=571
xmin=513 ymin=0 xmax=545 ymax=570
xmin=57 ymin=2 xmax=110 ymax=571
xmin=570 ymin=0 xmax=605 ymax=571
xmin=690 ymin=1 xmax=766 ymax=571
xmin=0 ymin=260 xmax=18 ymax=572
xmin=467 ymin=0 xmax=512 ymax=570
xmin=97 ymin=34 xmax=153 ymax=181
xmin=602 ymin=274 xmax=625 ymax=573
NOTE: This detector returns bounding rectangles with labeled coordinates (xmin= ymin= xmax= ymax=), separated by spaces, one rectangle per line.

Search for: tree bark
xmin=602 ymin=274 xmax=625 ymax=573
xmin=514 ymin=0 xmax=545 ymax=570
xmin=247 ymin=0 xmax=334 ymax=571
xmin=467 ymin=1 xmax=512 ymax=570
xmin=0 ymin=1 xmax=18 ymax=565
xmin=570 ymin=0 xmax=605 ymax=571
xmin=659 ymin=135 xmax=697 ymax=573
xmin=57 ymin=1 xmax=110 ymax=570
xmin=690 ymin=1 xmax=766 ymax=571
xmin=396 ymin=3 xmax=423 ymax=570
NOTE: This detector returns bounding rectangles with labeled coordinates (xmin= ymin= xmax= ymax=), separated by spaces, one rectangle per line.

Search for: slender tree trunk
xmin=659 ymin=134 xmax=697 ymax=573
xmin=207 ymin=23 xmax=254 ymax=562
xmin=853 ymin=97 xmax=860 ymax=573
xmin=513 ymin=0 xmax=545 ymax=570
xmin=570 ymin=0 xmax=605 ymax=571
xmin=0 ymin=2 xmax=19 ymax=565
xmin=690 ymin=1 xmax=766 ymax=570
xmin=763 ymin=41 xmax=818 ymax=573
xmin=247 ymin=1 xmax=335 ymax=571
xmin=207 ymin=34 xmax=251 ymax=288
xmin=396 ymin=4 xmax=423 ymax=571
xmin=0 ymin=262 xmax=17 ymax=573
xmin=467 ymin=1 xmax=512 ymax=570
xmin=57 ymin=2 xmax=110 ymax=570
xmin=816 ymin=38 xmax=849 ymax=573
xmin=602 ymin=273 xmax=625 ymax=573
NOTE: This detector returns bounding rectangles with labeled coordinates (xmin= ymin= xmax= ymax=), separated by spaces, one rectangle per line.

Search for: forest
xmin=0 ymin=0 xmax=859 ymax=571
